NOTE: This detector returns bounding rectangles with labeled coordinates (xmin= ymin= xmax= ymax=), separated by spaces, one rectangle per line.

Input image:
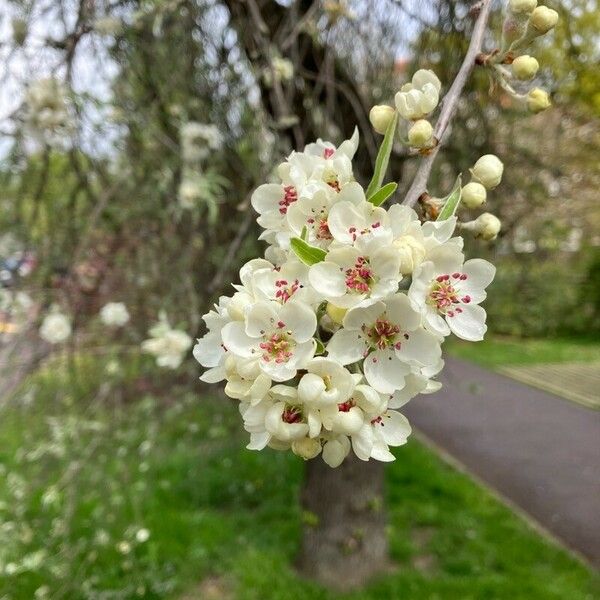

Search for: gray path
xmin=404 ymin=357 xmax=600 ymax=566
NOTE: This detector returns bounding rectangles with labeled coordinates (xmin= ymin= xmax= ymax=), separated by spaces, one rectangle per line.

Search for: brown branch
xmin=401 ymin=0 xmax=493 ymax=207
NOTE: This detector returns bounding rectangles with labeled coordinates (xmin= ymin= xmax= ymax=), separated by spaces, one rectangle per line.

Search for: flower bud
xmin=509 ymin=0 xmax=537 ymax=14
xmin=527 ymin=88 xmax=551 ymax=113
xmin=326 ymin=303 xmax=347 ymax=325
xmin=530 ymin=6 xmax=558 ymax=34
xmin=461 ymin=182 xmax=487 ymax=209
xmin=470 ymin=154 xmax=504 ymax=190
xmin=369 ymin=105 xmax=395 ymax=135
xmin=407 ymin=119 xmax=433 ymax=147
xmin=465 ymin=213 xmax=502 ymax=241
xmin=512 ymin=55 xmax=539 ymax=80
xmin=292 ymin=437 xmax=322 ymax=460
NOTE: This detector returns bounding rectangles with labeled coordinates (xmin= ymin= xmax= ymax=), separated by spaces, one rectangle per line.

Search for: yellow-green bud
xmin=369 ymin=105 xmax=395 ymax=135
xmin=512 ymin=55 xmax=539 ymax=80
xmin=326 ymin=303 xmax=347 ymax=325
xmin=530 ymin=6 xmax=558 ymax=34
xmin=463 ymin=213 xmax=502 ymax=241
xmin=527 ymin=88 xmax=551 ymax=113
xmin=292 ymin=437 xmax=322 ymax=460
xmin=471 ymin=154 xmax=504 ymax=190
xmin=461 ymin=182 xmax=487 ymax=209
xmin=509 ymin=0 xmax=537 ymax=14
xmin=407 ymin=119 xmax=433 ymax=147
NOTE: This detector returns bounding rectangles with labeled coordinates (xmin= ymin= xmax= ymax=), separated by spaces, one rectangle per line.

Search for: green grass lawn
xmin=0 ymin=359 xmax=598 ymax=599
xmin=445 ymin=334 xmax=600 ymax=369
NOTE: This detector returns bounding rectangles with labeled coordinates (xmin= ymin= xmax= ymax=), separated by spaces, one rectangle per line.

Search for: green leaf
xmin=367 ymin=182 xmax=398 ymax=207
xmin=365 ymin=111 xmax=398 ymax=198
xmin=436 ymin=175 xmax=462 ymax=221
xmin=315 ymin=339 xmax=325 ymax=355
xmin=290 ymin=237 xmax=327 ymax=266
xmin=300 ymin=226 xmax=308 ymax=241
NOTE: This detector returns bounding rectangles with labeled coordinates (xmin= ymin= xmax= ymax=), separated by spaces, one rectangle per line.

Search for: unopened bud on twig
xmin=462 ymin=213 xmax=502 ymax=241
xmin=470 ymin=155 xmax=504 ymax=190
xmin=369 ymin=105 xmax=395 ymax=135
xmin=509 ymin=0 xmax=537 ymax=14
xmin=512 ymin=55 xmax=539 ymax=80
xmin=527 ymin=88 xmax=551 ymax=113
xmin=407 ymin=119 xmax=433 ymax=148
xmin=292 ymin=437 xmax=322 ymax=460
xmin=326 ymin=303 xmax=347 ymax=325
xmin=530 ymin=6 xmax=559 ymax=34
xmin=461 ymin=182 xmax=487 ymax=209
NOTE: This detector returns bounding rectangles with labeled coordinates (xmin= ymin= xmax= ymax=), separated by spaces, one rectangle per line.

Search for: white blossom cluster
xmin=194 ymin=129 xmax=495 ymax=467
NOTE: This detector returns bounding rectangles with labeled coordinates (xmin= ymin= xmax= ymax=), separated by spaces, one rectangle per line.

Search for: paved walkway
xmin=404 ymin=358 xmax=600 ymax=567
xmin=499 ymin=362 xmax=600 ymax=409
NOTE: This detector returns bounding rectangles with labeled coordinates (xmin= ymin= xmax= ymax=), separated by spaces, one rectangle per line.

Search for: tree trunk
xmin=297 ymin=454 xmax=389 ymax=590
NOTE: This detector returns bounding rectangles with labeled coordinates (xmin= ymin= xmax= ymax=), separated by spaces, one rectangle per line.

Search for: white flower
xmin=39 ymin=312 xmax=71 ymax=344
xmin=351 ymin=409 xmax=412 ymax=462
xmin=221 ymin=300 xmax=316 ymax=381
xmin=181 ymin=122 xmax=222 ymax=162
xmin=142 ymin=314 xmax=192 ymax=369
xmin=135 ymin=528 xmax=150 ymax=543
xmin=395 ymin=69 xmax=442 ymax=120
xmin=178 ymin=177 xmax=203 ymax=209
xmin=322 ymin=434 xmax=351 ymax=468
xmin=409 ymin=251 xmax=495 ymax=341
xmin=308 ymin=236 xmax=401 ymax=309
xmin=100 ymin=302 xmax=130 ymax=327
xmin=327 ymin=294 xmax=441 ymax=393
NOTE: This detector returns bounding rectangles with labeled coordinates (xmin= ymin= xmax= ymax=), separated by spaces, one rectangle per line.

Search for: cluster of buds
xmin=483 ymin=0 xmax=558 ymax=113
xmin=194 ymin=124 xmax=496 ymax=467
xmin=370 ymin=69 xmax=441 ymax=151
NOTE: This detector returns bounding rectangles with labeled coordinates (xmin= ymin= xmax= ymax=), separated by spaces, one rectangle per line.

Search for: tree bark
xmin=297 ymin=454 xmax=389 ymax=590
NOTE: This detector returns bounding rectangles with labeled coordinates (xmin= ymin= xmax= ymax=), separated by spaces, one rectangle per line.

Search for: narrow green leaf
xmin=367 ymin=182 xmax=398 ymax=207
xmin=315 ymin=339 xmax=325 ymax=355
xmin=436 ymin=175 xmax=462 ymax=221
xmin=365 ymin=111 xmax=398 ymax=198
xmin=300 ymin=226 xmax=308 ymax=241
xmin=290 ymin=237 xmax=327 ymax=266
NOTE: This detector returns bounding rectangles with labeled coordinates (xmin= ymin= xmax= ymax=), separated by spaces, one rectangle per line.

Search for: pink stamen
xmin=259 ymin=333 xmax=293 ymax=363
xmin=345 ymin=256 xmax=373 ymax=294
xmin=323 ymin=147 xmax=335 ymax=158
xmin=282 ymin=406 xmax=302 ymax=423
xmin=278 ymin=185 xmax=298 ymax=214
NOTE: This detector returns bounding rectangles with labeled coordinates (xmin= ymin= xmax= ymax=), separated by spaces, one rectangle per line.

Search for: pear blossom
xmin=221 ymin=300 xmax=316 ymax=381
xmin=99 ymin=302 xmax=130 ymax=327
xmin=40 ymin=311 xmax=71 ymax=344
xmin=409 ymin=254 xmax=495 ymax=341
xmin=194 ymin=127 xmax=498 ymax=467
xmin=142 ymin=313 xmax=192 ymax=369
xmin=327 ymin=294 xmax=442 ymax=393
xmin=395 ymin=69 xmax=442 ymax=120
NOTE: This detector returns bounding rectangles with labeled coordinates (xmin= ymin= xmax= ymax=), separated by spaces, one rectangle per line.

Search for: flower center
xmin=323 ymin=169 xmax=340 ymax=192
xmin=259 ymin=333 xmax=293 ymax=363
xmin=348 ymin=221 xmax=381 ymax=242
xmin=282 ymin=405 xmax=303 ymax=423
xmin=362 ymin=317 xmax=402 ymax=351
xmin=428 ymin=273 xmax=471 ymax=317
xmin=274 ymin=278 xmax=300 ymax=303
xmin=279 ymin=185 xmax=298 ymax=214
xmin=345 ymin=257 xmax=373 ymax=294
xmin=337 ymin=399 xmax=356 ymax=412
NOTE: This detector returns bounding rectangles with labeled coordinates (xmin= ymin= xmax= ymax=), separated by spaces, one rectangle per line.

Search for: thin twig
xmin=402 ymin=0 xmax=493 ymax=207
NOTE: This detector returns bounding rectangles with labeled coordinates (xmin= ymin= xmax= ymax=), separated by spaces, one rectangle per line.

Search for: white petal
xmin=322 ymin=437 xmax=350 ymax=468
xmin=381 ymin=411 xmax=412 ymax=446
xmin=298 ymin=373 xmax=326 ymax=404
xmin=251 ymin=183 xmax=283 ymax=215
xmin=363 ymin=350 xmax=409 ymax=394
xmin=193 ymin=332 xmax=224 ymax=368
xmin=447 ymin=304 xmax=487 ymax=341
xmin=351 ymin=425 xmax=374 ymax=461
xmin=221 ymin=322 xmax=256 ymax=358
xmin=199 ymin=365 xmax=226 ymax=383
xmin=245 ymin=302 xmax=279 ymax=337
xmin=461 ymin=259 xmax=496 ymax=300
xmin=326 ymin=329 xmax=365 ymax=365
xmin=279 ymin=301 xmax=316 ymax=342
xmin=397 ymin=327 xmax=442 ymax=366
xmin=308 ymin=262 xmax=346 ymax=298
xmin=247 ymin=431 xmax=271 ymax=450
xmin=384 ymin=294 xmax=421 ymax=332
